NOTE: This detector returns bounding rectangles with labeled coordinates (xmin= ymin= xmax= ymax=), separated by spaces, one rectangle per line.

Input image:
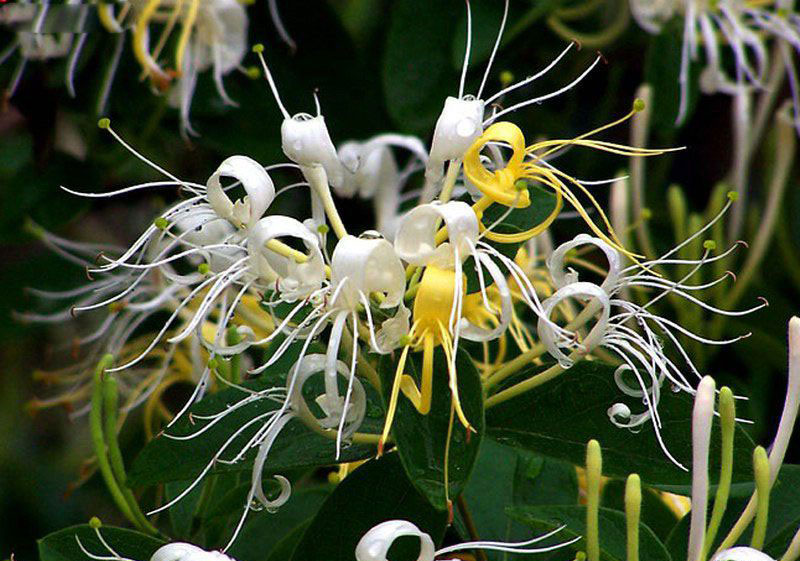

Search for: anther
xmin=633 ymin=98 xmax=646 ymax=112
xmin=89 ymin=516 xmax=102 ymax=529
xmin=252 ymin=43 xmax=265 ymax=54
xmin=640 ymin=208 xmax=652 ymax=220
xmin=245 ymin=65 xmax=261 ymax=79
xmin=97 ymin=118 xmax=111 ymax=130
xmin=154 ymin=216 xmax=169 ymax=230
xmin=727 ymin=191 xmax=739 ymax=202
xmin=317 ymin=224 xmax=329 ymax=235
xmin=703 ymin=240 xmax=716 ymax=251
xmin=198 ymin=263 xmax=210 ymax=275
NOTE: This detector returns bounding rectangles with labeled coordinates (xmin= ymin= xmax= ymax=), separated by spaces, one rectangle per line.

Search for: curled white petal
xmin=330 ymin=234 xmax=406 ymax=310
xmin=630 ymin=0 xmax=675 ymax=34
xmin=459 ymin=253 xmax=512 ymax=342
xmin=281 ymin=114 xmax=345 ymax=188
xmin=171 ymin=212 xmax=243 ymax=272
xmin=289 ymin=354 xmax=366 ymax=437
xmin=150 ymin=542 xmax=236 ymax=561
xmin=537 ymin=282 xmax=611 ymax=366
xmin=247 ymin=215 xmax=325 ymax=301
xmin=548 ymin=234 xmax=622 ymax=292
xmin=355 ymin=520 xmax=436 ymax=561
xmin=207 ymin=156 xmax=275 ymax=229
xmin=394 ymin=201 xmax=478 ymax=266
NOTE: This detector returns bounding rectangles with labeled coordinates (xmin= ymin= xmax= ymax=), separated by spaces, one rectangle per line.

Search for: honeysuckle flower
xmin=355 ymin=519 xmax=580 ymax=561
xmin=629 ymin=0 xmax=800 ymax=128
xmin=419 ymin=0 xmax=607 ymax=202
xmin=152 ymin=352 xmax=367 ymax=550
xmin=536 ymin=221 xmax=766 ymax=464
xmin=337 ymin=134 xmax=429 ymax=238
xmin=164 ymin=0 xmax=250 ymax=137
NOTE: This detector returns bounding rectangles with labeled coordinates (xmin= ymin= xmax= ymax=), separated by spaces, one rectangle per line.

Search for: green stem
xmin=485 ymin=360 xmax=567 ymax=409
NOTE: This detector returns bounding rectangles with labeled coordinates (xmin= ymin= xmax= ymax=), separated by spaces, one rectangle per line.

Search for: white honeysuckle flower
xmin=167 ymin=0 xmax=249 ymax=137
xmin=687 ymin=376 xmax=716 ymax=561
xmin=710 ymin=547 xmax=776 ymax=561
xmin=247 ymin=215 xmax=325 ymax=301
xmin=150 ymin=543 xmax=236 ymax=561
xmin=356 ymin=519 xmax=579 ymax=561
xmin=538 ymin=221 xmax=766 ymax=465
xmin=206 ymin=155 xmax=276 ymax=230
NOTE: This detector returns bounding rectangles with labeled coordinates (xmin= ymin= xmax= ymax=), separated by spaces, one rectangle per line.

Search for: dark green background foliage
xmin=2 ymin=1 xmax=799 ymax=560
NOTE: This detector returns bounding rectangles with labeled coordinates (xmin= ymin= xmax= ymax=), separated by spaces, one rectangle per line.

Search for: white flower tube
xmin=394 ymin=201 xmax=478 ymax=266
xmin=206 ymin=155 xmax=276 ymax=230
xmin=537 ymin=281 xmax=611 ymax=367
xmin=548 ymin=234 xmax=623 ymax=292
xmin=422 ymin=96 xmax=485 ymax=201
xmin=688 ymin=376 xmax=716 ymax=561
xmin=151 ymin=543 xmax=236 ymax=561
xmin=247 ymin=215 xmax=325 ymax=301
xmin=338 ymin=133 xmax=428 ymax=198
xmin=330 ymin=234 xmax=406 ymax=310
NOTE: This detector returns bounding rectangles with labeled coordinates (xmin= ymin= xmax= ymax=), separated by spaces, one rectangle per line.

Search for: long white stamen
xmin=458 ymin=0 xmax=472 ymax=99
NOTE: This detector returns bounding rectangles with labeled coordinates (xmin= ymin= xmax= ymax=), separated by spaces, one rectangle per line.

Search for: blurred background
xmin=1 ymin=0 xmax=798 ymax=559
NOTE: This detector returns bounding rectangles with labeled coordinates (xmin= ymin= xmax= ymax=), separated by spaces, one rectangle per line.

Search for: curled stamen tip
xmin=95 ymin=251 xmax=106 ymax=264
xmin=725 ymin=270 xmax=738 ymax=282
xmin=596 ymin=50 xmax=608 ymax=64
xmin=737 ymin=240 xmax=749 ymax=249
xmin=757 ymin=296 xmax=769 ymax=307
xmin=633 ymin=98 xmax=646 ymax=112
xmin=88 ymin=516 xmax=102 ymax=529
xmin=70 ymin=306 xmax=78 ymax=318
xmin=85 ymin=266 xmax=94 ymax=280
xmin=573 ymin=39 xmax=582 ymax=50
xmin=252 ymin=43 xmax=265 ymax=54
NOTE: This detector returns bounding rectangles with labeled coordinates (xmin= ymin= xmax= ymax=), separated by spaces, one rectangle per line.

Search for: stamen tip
xmin=727 ymin=191 xmax=739 ymax=202
xmin=633 ymin=98 xmax=646 ymax=112
xmin=252 ymin=43 xmax=265 ymax=54
xmin=88 ymin=516 xmax=102 ymax=529
xmin=702 ymin=240 xmax=716 ymax=251
xmin=97 ymin=118 xmax=110 ymax=130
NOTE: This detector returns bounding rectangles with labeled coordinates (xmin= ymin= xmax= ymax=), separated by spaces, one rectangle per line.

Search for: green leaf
xmin=486 ymin=360 xmax=755 ymax=488
xmin=38 ymin=525 xmax=165 ymax=561
xmin=508 ymin=505 xmax=673 ymax=561
xmin=165 ymin=479 xmax=205 ymax=539
xmin=379 ymin=347 xmax=485 ymax=510
xmin=128 ymin=342 xmax=385 ymax=487
xmin=267 ymin=521 xmax=313 ymax=561
xmin=289 ymin=453 xmax=448 ymax=561
xmin=457 ymin=438 xmax=578 ymax=559
xmin=383 ymin=0 xmax=461 ymax=134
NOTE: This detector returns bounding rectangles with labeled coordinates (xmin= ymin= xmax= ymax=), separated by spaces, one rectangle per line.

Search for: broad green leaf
xmin=458 ymin=438 xmax=578 ymax=560
xmin=383 ymin=0 xmax=461 ymax=134
xmin=290 ymin=454 xmax=448 ymax=561
xmin=267 ymin=521 xmax=313 ymax=561
xmin=165 ymin=479 xmax=205 ymax=539
xmin=379 ymin=347 xmax=485 ymax=511
xmin=665 ymin=465 xmax=800 ymax=561
xmin=486 ymin=361 xmax=755 ymax=488
xmin=38 ymin=525 xmax=165 ymax=561
xmin=508 ymin=505 xmax=672 ymax=561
